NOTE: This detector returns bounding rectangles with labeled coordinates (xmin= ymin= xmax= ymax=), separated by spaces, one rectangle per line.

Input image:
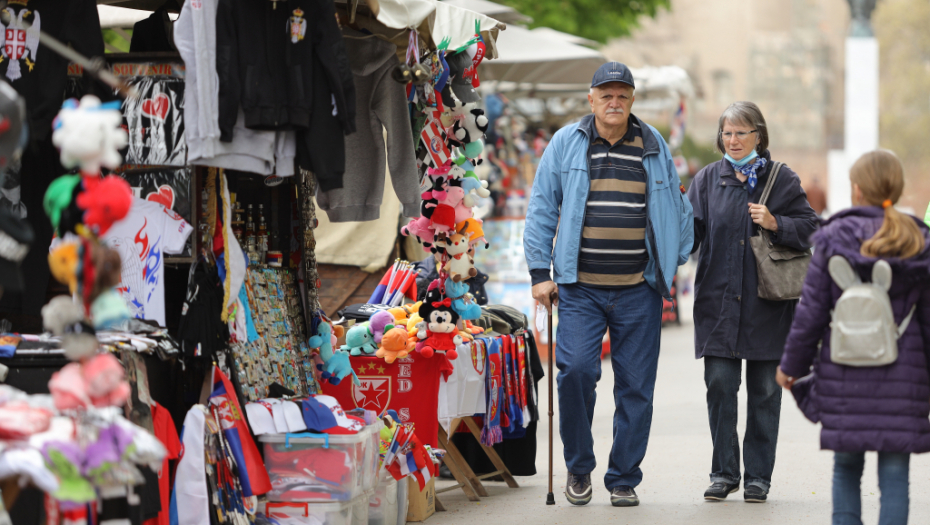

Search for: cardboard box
xmin=406 ymin=477 xmax=435 ymax=522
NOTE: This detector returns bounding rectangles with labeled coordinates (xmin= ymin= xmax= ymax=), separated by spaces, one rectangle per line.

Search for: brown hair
xmin=715 ymin=101 xmax=769 ymax=155
xmin=850 ymin=150 xmax=925 ymax=259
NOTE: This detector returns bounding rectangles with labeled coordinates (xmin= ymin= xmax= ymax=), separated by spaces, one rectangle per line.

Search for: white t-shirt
xmin=103 ymin=198 xmax=192 ymax=326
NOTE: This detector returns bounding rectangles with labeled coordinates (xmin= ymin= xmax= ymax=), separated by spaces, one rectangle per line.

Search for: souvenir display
xmin=230 ymin=268 xmax=313 ymax=400
xmin=0 ymin=5 xmax=546 ymax=524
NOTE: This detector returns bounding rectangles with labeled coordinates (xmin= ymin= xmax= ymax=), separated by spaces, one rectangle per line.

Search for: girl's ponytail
xmin=852 ymin=150 xmax=925 ymax=259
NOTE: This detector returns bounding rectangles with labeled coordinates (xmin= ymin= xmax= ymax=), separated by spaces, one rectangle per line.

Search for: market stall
xmin=0 ymin=1 xmax=545 ymax=524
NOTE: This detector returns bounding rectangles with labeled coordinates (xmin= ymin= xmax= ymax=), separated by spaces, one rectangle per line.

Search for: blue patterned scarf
xmin=728 ymin=156 xmax=767 ymax=195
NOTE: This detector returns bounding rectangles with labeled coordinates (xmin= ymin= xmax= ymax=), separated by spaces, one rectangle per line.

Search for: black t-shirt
xmin=0 ymin=0 xmax=104 ymax=143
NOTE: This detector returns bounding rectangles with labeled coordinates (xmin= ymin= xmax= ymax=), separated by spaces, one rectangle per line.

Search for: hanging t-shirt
xmin=103 ymin=198 xmax=192 ymax=326
xmin=143 ymin=402 xmax=181 ymax=525
xmin=438 ymin=341 xmax=487 ymax=433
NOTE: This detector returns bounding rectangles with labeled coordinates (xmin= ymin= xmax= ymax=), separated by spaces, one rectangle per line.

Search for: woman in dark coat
xmin=778 ymin=150 xmax=930 ymax=525
xmin=687 ymin=101 xmax=818 ymax=503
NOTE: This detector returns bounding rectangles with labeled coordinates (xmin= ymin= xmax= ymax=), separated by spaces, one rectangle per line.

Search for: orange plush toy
xmin=376 ymin=324 xmax=415 ymax=364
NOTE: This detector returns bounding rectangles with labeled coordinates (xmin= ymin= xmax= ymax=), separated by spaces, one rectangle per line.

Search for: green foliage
xmin=497 ymin=0 xmax=669 ymax=44
xmin=652 ymin=124 xmax=720 ymax=173
xmin=102 ymin=29 xmax=131 ymax=54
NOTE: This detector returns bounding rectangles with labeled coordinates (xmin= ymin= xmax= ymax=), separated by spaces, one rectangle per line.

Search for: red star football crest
xmin=353 ymin=376 xmax=392 ymax=413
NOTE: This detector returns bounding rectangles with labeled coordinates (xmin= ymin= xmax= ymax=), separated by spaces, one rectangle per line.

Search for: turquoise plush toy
xmin=340 ymin=322 xmax=378 ymax=356
xmin=309 ymin=321 xmax=360 ymax=386
xmin=444 ymin=278 xmax=482 ymax=321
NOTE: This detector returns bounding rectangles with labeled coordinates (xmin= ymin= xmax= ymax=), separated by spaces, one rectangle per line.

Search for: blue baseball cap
xmin=591 ymin=62 xmax=635 ymax=89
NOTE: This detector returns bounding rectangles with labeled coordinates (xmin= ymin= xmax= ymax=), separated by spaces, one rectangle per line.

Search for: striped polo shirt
xmin=578 ymin=115 xmax=647 ymax=288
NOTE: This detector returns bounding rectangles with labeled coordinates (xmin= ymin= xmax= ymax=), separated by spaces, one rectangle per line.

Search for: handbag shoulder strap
xmin=758 ymin=161 xmax=783 ymax=207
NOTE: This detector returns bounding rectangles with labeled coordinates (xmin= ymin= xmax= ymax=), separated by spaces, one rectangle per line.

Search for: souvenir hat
xmin=590 ymin=62 xmax=636 ymax=89
xmin=441 ymin=51 xmax=480 ymax=105
xmin=245 ymin=401 xmax=278 ymax=435
xmin=0 ymin=208 xmax=32 ymax=294
xmin=301 ymin=395 xmax=364 ymax=435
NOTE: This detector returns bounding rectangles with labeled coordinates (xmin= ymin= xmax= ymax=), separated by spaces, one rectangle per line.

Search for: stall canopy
xmin=440 ymin=0 xmax=532 ymax=25
xmin=479 ymin=23 xmax=606 ymax=85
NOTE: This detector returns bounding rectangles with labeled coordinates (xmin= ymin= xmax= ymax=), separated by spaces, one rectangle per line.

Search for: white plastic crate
xmin=263 ymin=490 xmax=372 ymax=525
xmin=260 ymin=421 xmax=382 ymax=503
xmin=368 ymin=472 xmax=398 ymax=525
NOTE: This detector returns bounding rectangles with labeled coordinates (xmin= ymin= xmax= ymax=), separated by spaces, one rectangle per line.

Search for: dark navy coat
xmin=780 ymin=207 xmax=930 ymax=453
xmin=687 ymin=151 xmax=818 ymax=361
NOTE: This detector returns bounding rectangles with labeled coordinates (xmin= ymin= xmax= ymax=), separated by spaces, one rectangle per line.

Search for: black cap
xmin=441 ymin=51 xmax=480 ymax=105
xmin=0 ymin=208 xmax=33 ymax=293
xmin=591 ymin=62 xmax=635 ymax=89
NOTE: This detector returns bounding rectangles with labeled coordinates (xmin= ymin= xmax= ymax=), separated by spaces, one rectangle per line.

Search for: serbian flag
xmin=210 ymin=366 xmax=272 ymax=497
xmin=420 ymin=120 xmax=451 ymax=167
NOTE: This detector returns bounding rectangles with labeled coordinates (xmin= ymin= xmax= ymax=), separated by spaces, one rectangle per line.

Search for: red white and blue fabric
xmin=209 ymin=367 xmax=271 ymax=497
xmin=481 ymin=337 xmax=504 ymax=446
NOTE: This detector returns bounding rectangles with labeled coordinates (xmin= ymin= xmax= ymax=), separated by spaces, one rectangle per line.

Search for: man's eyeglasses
xmin=720 ymin=130 xmax=757 ymax=140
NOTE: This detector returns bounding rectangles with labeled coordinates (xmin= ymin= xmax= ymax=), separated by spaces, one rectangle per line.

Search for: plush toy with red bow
xmin=415 ymin=284 xmax=461 ymax=359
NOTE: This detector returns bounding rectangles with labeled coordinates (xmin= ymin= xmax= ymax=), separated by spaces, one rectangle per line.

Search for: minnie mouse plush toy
xmin=415 ymin=283 xmax=461 ymax=359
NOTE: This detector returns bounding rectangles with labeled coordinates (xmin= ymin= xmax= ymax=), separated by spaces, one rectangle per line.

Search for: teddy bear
xmin=415 ymin=285 xmax=461 ymax=359
xmin=376 ymin=324 xmax=416 ymax=364
xmin=442 ymin=226 xmax=478 ymax=282
xmin=339 ymin=322 xmax=378 ymax=356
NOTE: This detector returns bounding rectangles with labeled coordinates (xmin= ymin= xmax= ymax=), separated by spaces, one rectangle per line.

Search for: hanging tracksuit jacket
xmin=175 ymin=0 xmax=295 ymax=175
xmin=216 ymin=0 xmax=356 ymax=188
xmin=316 ymin=29 xmax=420 ymax=222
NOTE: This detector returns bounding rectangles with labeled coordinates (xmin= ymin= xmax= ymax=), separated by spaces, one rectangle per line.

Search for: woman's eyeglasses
xmin=720 ymin=130 xmax=757 ymax=140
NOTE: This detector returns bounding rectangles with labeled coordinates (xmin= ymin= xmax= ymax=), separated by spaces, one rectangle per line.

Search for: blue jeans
xmin=833 ymin=452 xmax=910 ymax=525
xmin=704 ymin=357 xmax=782 ymax=492
xmin=555 ymin=282 xmax=662 ymax=490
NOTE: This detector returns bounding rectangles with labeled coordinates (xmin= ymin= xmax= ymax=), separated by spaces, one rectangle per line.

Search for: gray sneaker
xmin=565 ymin=472 xmax=592 ymax=505
xmin=610 ymin=485 xmax=640 ymax=507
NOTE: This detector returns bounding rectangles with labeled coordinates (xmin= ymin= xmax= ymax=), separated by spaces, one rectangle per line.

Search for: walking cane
xmin=546 ymin=292 xmax=556 ymax=505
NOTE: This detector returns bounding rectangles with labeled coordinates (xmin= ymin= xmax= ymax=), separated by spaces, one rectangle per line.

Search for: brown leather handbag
xmin=749 ymin=162 xmax=812 ymax=301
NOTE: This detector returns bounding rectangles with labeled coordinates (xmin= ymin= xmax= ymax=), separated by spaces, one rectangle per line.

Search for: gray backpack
xmin=828 ymin=256 xmax=916 ymax=367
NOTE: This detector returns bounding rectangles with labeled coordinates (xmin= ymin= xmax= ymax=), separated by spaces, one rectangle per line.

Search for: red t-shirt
xmin=143 ymin=402 xmax=182 ymax=525
xmin=321 ymin=353 xmax=448 ymax=447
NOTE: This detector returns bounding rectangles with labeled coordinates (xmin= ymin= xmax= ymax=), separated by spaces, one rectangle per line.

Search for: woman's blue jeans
xmin=833 ymin=451 xmax=910 ymax=525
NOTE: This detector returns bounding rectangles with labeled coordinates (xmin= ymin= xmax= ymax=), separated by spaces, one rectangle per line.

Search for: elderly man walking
xmin=524 ymin=62 xmax=693 ymax=507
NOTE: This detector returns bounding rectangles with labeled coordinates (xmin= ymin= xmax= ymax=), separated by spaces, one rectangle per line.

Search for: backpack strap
xmin=897 ymin=303 xmax=917 ymax=339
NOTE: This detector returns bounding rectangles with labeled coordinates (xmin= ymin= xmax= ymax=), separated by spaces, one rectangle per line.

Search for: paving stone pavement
xmin=431 ymin=296 xmax=930 ymax=524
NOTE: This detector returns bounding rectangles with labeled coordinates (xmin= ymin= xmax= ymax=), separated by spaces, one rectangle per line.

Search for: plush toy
xmin=369 ymin=310 xmax=395 ymax=345
xmin=52 ymin=96 xmax=128 ymax=175
xmin=42 ymin=296 xmax=98 ymax=361
xmin=44 ymin=175 xmax=83 ymax=237
xmin=451 ymin=102 xmax=489 ymax=146
xmin=386 ymin=306 xmax=410 ymax=324
xmin=340 ymin=322 xmax=378 ymax=356
xmin=376 ymin=324 xmax=415 ymax=364
xmin=442 ymin=227 xmax=477 ymax=282
xmin=456 ymin=218 xmax=489 ymax=250
xmin=75 ymin=176 xmax=133 ymax=237
xmin=90 ymin=289 xmax=131 ymax=331
xmin=48 ymin=241 xmax=80 ymax=294
xmin=82 ymin=353 xmax=131 ymax=408
xmin=309 ymin=321 xmax=359 ymax=386
xmin=444 ymin=278 xmax=482 ymax=320
xmin=400 ymin=216 xmax=436 ymax=252
xmin=415 ymin=286 xmax=461 ymax=359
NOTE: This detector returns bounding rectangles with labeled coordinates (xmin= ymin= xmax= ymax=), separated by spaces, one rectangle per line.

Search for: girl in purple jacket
xmin=777 ymin=150 xmax=930 ymax=525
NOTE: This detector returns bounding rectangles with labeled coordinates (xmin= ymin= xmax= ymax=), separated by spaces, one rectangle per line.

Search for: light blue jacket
xmin=524 ymin=114 xmax=694 ymax=299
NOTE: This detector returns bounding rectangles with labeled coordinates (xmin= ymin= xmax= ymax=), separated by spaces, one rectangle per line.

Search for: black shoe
xmin=610 ymin=485 xmax=639 ymax=507
xmin=704 ymin=481 xmax=740 ymax=501
xmin=744 ymin=485 xmax=767 ymax=503
xmin=565 ymin=472 xmax=592 ymax=505
xmin=439 ymin=464 xmax=453 ymax=480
